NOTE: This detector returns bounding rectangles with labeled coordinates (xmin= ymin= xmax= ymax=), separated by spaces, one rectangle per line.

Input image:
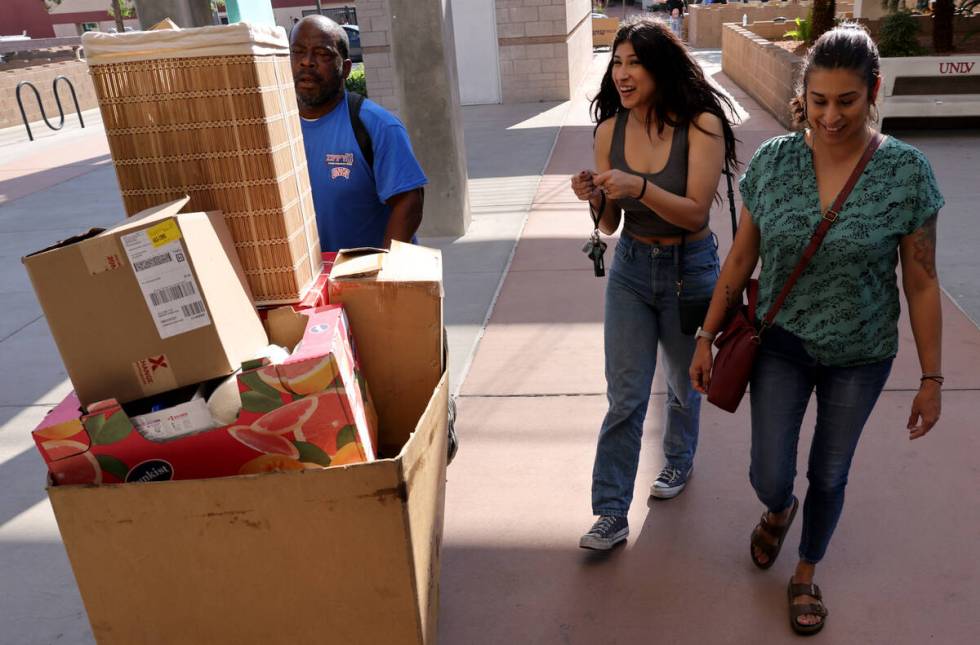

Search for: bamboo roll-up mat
xmin=86 ymin=28 xmax=320 ymax=305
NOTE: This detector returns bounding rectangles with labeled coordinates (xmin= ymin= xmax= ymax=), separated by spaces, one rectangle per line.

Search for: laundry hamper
xmin=82 ymin=22 xmax=320 ymax=304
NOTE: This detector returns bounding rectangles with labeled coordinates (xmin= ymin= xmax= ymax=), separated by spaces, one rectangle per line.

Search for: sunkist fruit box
xmin=31 ymin=305 xmax=378 ymax=485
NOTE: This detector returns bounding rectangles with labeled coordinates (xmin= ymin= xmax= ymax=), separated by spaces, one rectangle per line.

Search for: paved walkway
xmin=0 ymin=46 xmax=977 ymax=644
xmin=439 ymin=52 xmax=980 ymax=644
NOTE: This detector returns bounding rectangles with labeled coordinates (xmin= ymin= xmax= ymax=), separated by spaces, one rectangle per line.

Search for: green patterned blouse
xmin=739 ymin=132 xmax=944 ymax=366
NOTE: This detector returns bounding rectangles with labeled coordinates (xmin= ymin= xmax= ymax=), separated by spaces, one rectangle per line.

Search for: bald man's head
xmin=289 ymin=15 xmax=352 ymax=118
xmin=290 ymin=15 xmax=349 ymax=60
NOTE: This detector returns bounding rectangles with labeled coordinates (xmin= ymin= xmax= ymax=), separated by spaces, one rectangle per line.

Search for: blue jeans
xmin=592 ymin=233 xmax=719 ymax=517
xmin=749 ymin=325 xmax=893 ymax=563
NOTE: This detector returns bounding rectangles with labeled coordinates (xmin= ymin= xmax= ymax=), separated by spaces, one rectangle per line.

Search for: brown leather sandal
xmin=787 ymin=579 xmax=829 ymax=635
xmin=750 ymin=496 xmax=798 ymax=569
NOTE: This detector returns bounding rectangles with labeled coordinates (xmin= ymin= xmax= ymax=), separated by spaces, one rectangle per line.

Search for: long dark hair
xmin=591 ymin=16 xmax=739 ymax=170
xmin=790 ymin=23 xmax=880 ymax=127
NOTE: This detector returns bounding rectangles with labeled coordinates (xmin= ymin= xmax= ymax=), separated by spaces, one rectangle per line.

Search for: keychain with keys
xmin=584 ymin=180 xmax=607 ymax=277
xmin=582 ymin=230 xmax=607 ymax=277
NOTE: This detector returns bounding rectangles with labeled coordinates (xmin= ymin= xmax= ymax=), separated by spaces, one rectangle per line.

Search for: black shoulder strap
xmin=347 ymin=91 xmax=374 ymax=168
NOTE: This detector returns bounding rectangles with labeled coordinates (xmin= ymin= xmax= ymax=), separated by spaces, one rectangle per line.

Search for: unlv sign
xmin=939 ymin=61 xmax=976 ymax=74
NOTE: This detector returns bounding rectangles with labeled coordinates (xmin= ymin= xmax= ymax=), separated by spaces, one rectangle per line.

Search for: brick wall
xmin=496 ymin=0 xmax=592 ymax=103
xmin=0 ymin=58 xmax=97 ymax=130
xmin=689 ymin=1 xmax=813 ymax=49
xmin=721 ymin=23 xmax=802 ymax=130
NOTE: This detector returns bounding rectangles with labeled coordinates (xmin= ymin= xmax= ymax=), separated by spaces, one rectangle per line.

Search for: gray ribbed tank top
xmin=609 ymin=109 xmax=689 ymax=238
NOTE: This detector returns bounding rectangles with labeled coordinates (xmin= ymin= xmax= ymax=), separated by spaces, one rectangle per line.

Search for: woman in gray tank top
xmin=571 ymin=16 xmax=738 ymax=551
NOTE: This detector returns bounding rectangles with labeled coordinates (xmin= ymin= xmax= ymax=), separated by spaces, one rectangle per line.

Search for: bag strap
xmin=761 ymin=132 xmax=883 ymax=328
xmin=677 ymin=159 xmax=738 ymax=294
xmin=725 ymin=161 xmax=737 ymax=237
xmin=347 ymin=91 xmax=373 ymax=168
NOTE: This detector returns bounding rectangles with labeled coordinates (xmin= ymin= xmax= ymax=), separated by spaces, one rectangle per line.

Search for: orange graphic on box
xmin=33 ymin=306 xmax=377 ymax=486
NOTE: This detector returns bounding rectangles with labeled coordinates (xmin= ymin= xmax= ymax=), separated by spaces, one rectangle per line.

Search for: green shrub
xmin=784 ymin=16 xmax=813 ymax=42
xmin=878 ymin=11 xmax=927 ymax=57
xmin=345 ymin=68 xmax=367 ymax=97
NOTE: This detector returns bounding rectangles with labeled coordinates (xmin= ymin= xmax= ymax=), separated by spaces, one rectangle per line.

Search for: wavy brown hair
xmin=591 ymin=16 xmax=739 ymax=171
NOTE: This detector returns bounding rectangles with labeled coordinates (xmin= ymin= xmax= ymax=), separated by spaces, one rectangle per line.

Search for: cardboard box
xmin=329 ymin=242 xmax=443 ymax=455
xmin=42 ymin=245 xmax=446 ymax=644
xmin=23 ymin=197 xmax=269 ymax=406
xmin=593 ymin=17 xmax=620 ymax=48
xmin=47 ymin=375 xmax=447 ymax=644
xmin=33 ymin=306 xmax=377 ymax=484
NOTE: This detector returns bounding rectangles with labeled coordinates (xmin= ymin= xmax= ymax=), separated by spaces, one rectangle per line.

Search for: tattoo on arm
xmin=724 ymin=285 xmax=738 ymax=309
xmin=911 ymin=214 xmax=938 ymax=279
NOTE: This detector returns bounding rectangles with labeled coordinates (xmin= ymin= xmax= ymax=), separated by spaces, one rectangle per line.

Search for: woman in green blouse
xmin=689 ymin=25 xmax=943 ymax=635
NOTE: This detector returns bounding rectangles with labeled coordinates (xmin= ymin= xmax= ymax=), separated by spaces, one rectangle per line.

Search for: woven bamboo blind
xmin=85 ymin=28 xmax=320 ymax=305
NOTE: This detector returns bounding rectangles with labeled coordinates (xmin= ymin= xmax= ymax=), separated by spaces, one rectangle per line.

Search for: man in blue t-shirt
xmin=290 ymin=16 xmax=427 ymax=252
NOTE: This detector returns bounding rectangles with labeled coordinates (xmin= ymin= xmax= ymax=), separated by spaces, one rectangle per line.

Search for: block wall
xmin=689 ymin=1 xmax=812 ymax=49
xmin=721 ymin=23 xmax=802 ymax=130
xmin=0 ymin=58 xmax=97 ymax=130
xmin=496 ymin=0 xmax=591 ymax=103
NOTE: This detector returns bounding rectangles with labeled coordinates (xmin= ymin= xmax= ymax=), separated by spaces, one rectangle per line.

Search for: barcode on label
xmin=133 ymin=253 xmax=172 ymax=272
xmin=181 ymin=301 xmax=206 ymax=317
xmin=149 ymin=281 xmax=197 ymax=306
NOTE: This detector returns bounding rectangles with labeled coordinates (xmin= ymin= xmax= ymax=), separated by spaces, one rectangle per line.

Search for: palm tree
xmin=810 ymin=0 xmax=836 ymax=45
xmin=933 ymin=0 xmax=955 ymax=53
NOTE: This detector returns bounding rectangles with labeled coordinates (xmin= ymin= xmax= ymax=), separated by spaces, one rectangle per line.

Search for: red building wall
xmin=1 ymin=0 xmax=57 ymax=38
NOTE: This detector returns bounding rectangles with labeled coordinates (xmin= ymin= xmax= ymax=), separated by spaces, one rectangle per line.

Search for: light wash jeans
xmin=591 ymin=233 xmax=719 ymax=517
xmin=749 ymin=325 xmax=893 ymax=563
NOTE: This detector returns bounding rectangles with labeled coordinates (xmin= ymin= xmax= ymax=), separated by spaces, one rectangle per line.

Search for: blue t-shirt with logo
xmin=301 ymin=92 xmax=427 ymax=251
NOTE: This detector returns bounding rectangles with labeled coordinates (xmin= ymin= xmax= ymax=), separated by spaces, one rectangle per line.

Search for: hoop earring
xmin=869 ymin=104 xmax=880 ymax=125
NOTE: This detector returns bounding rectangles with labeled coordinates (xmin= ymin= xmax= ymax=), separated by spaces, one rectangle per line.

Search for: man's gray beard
xmin=296 ymin=77 xmax=342 ymax=109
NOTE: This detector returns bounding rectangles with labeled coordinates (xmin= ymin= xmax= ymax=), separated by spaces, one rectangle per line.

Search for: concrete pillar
xmin=133 ymin=0 xmax=215 ymax=29
xmin=385 ymin=0 xmax=470 ymax=237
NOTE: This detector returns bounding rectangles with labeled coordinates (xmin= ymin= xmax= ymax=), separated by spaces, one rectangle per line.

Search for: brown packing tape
xmin=78 ymin=236 xmax=126 ymax=275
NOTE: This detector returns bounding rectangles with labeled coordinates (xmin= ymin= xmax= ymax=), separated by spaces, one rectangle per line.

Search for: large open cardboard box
xmin=45 ymin=248 xmax=448 ymax=644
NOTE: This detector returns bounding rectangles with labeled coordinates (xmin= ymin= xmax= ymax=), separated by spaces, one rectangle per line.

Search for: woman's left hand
xmin=593 ymin=170 xmax=645 ymax=202
xmin=907 ymin=381 xmax=941 ymax=440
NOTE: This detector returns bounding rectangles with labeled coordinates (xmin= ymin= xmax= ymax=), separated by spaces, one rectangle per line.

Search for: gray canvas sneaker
xmin=579 ymin=515 xmax=629 ymax=550
xmin=650 ymin=464 xmax=693 ymax=499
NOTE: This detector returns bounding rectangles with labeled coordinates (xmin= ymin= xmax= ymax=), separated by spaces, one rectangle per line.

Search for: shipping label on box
xmin=120 ymin=218 xmax=211 ymax=339
xmin=32 ymin=306 xmax=377 ymax=485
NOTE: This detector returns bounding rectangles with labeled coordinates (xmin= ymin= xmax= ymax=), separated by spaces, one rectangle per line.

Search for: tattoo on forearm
xmin=911 ymin=214 xmax=938 ymax=279
xmin=724 ymin=285 xmax=738 ymax=308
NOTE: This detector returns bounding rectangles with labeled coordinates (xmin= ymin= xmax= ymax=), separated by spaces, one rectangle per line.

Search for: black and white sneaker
xmin=650 ymin=464 xmax=692 ymax=499
xmin=579 ymin=515 xmax=629 ymax=550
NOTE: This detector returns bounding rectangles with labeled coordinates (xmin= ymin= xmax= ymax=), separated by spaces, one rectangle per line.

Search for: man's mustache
xmin=295 ymin=71 xmax=324 ymax=84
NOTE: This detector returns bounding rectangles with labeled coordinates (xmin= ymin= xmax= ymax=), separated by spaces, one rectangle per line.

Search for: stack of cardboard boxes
xmin=23 ymin=135 xmax=446 ymax=645
xmin=23 ymin=21 xmax=449 ymax=643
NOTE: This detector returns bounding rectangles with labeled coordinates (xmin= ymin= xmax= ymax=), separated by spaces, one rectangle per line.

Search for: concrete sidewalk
xmin=0 ymin=47 xmax=977 ymax=644
xmin=439 ymin=52 xmax=980 ymax=644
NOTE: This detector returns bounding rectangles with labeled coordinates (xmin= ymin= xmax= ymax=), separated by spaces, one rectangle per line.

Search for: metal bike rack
xmin=15 ymin=75 xmax=86 ymax=142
